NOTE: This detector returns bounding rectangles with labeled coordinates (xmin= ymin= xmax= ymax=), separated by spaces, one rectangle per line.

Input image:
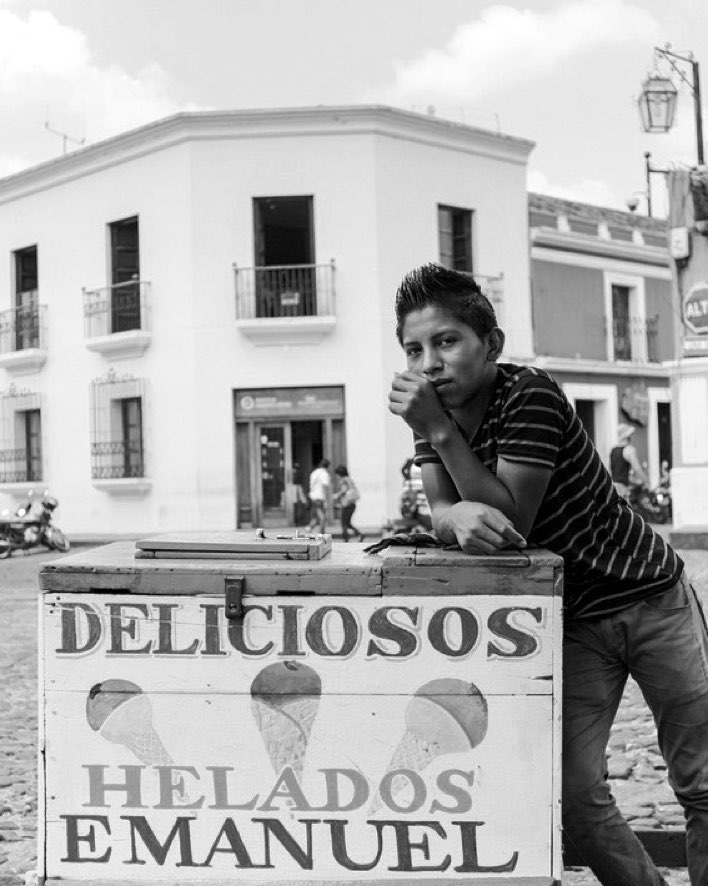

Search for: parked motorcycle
xmin=653 ymin=482 xmax=672 ymax=524
xmin=0 ymin=492 xmax=70 ymax=558
xmin=628 ymin=482 xmax=670 ymax=525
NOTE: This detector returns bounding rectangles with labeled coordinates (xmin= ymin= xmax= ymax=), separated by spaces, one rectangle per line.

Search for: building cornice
xmin=532 ymin=355 xmax=672 ymax=379
xmin=0 ymin=106 xmax=535 ymax=204
xmin=531 ymin=227 xmax=668 ymax=267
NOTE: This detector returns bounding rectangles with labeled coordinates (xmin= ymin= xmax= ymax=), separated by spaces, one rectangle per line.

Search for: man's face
xmin=400 ymin=305 xmax=494 ymax=410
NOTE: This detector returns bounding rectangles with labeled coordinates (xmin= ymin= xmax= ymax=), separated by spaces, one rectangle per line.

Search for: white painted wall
xmin=0 ymin=108 xmax=533 ymax=536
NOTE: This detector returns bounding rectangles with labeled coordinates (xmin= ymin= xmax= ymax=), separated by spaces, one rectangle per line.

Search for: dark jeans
xmin=340 ymin=503 xmax=361 ymax=541
xmin=562 ymin=572 xmax=708 ymax=885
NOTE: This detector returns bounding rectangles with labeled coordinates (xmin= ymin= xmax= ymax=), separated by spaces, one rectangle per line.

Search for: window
xmin=13 ymin=246 xmax=39 ymax=351
xmin=109 ymin=217 xmax=141 ymax=332
xmin=604 ymin=274 xmax=647 ymax=363
xmin=612 ymin=285 xmax=632 ymax=361
xmin=21 ymin=409 xmax=42 ymax=481
xmin=438 ymin=205 xmax=473 ymax=272
xmin=252 ymin=197 xmax=315 ymax=318
xmin=90 ymin=371 xmax=146 ymax=480
xmin=0 ymin=388 xmax=42 ymax=483
xmin=117 ymin=397 xmax=144 ymax=478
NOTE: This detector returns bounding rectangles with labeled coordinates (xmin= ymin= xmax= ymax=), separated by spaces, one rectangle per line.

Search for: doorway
xmin=256 ymin=420 xmax=325 ymax=527
xmin=234 ymin=386 xmax=346 ymax=529
xmin=574 ymin=399 xmax=596 ymax=444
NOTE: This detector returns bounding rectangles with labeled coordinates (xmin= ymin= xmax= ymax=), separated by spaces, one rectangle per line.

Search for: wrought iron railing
xmin=83 ymin=280 xmax=149 ymax=338
xmin=90 ymin=441 xmax=144 ymax=479
xmin=234 ymin=262 xmax=335 ymax=320
xmin=0 ymin=448 xmax=42 ymax=483
xmin=0 ymin=299 xmax=44 ymax=354
xmin=612 ymin=314 xmax=660 ymax=363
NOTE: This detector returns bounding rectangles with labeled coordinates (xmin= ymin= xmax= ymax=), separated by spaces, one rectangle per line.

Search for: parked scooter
xmin=628 ymin=482 xmax=670 ymax=524
xmin=0 ymin=492 xmax=70 ymax=558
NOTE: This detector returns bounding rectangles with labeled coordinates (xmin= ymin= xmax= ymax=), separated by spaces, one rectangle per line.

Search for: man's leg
xmin=621 ymin=574 xmax=708 ymax=886
xmin=563 ymin=617 xmax=668 ymax=886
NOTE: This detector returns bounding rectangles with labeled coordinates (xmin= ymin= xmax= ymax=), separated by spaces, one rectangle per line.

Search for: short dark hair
xmin=395 ymin=262 xmax=498 ymax=343
xmin=335 ymin=464 xmax=348 ymax=477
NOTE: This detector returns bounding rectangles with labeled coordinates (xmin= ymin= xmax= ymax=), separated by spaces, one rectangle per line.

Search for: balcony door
xmin=14 ymin=246 xmax=39 ymax=351
xmin=253 ymin=196 xmax=315 ymax=317
xmin=110 ymin=216 xmax=141 ymax=332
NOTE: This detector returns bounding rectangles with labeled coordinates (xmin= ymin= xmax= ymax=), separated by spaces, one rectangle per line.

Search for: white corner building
xmin=0 ymin=106 xmax=534 ymax=536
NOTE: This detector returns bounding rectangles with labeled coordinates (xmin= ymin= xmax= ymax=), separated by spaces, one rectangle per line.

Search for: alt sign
xmin=684 ymin=282 xmax=708 ymax=335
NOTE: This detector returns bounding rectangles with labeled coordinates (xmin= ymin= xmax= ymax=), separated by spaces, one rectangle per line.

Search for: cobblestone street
xmin=1 ymin=545 xmax=707 ymax=885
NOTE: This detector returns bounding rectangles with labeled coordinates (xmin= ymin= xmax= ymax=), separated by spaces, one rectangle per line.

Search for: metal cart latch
xmin=225 ymin=577 xmax=245 ymax=620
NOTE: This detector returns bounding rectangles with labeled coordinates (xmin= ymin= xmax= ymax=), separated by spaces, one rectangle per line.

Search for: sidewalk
xmin=1 ymin=537 xmax=706 ymax=885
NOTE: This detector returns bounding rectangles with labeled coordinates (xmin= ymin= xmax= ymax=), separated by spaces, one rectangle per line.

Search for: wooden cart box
xmin=39 ymin=538 xmax=563 ymax=886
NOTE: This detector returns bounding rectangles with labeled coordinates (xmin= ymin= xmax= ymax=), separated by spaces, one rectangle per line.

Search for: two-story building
xmin=0 ymin=105 xmax=534 ymax=536
xmin=528 ymin=193 xmax=673 ymax=487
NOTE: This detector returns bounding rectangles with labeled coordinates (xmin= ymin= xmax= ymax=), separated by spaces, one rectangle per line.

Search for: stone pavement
xmin=1 ymin=545 xmax=707 ymax=886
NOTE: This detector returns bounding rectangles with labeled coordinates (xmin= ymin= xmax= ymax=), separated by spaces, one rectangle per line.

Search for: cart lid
xmin=134 ymin=530 xmax=331 ymax=560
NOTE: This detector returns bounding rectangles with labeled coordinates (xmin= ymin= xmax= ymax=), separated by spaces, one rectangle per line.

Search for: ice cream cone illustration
xmin=250 ymin=661 xmax=321 ymax=779
xmin=86 ymin=679 xmax=172 ymax=765
xmin=371 ymin=677 xmax=488 ymax=812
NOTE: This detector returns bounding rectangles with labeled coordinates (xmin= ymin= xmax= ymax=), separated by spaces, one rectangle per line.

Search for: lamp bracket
xmin=654 ymin=45 xmax=698 ymax=94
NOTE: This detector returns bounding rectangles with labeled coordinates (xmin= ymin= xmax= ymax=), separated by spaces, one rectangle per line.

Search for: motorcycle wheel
xmin=45 ymin=528 xmax=70 ymax=553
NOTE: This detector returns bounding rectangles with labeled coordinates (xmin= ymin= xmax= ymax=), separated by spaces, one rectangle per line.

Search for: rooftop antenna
xmin=44 ymin=112 xmax=85 ymax=155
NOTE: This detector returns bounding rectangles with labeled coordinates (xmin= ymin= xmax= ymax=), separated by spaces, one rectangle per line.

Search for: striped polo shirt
xmin=414 ymin=363 xmax=683 ymax=621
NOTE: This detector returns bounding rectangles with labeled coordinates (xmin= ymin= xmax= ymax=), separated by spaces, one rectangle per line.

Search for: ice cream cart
xmin=38 ymin=533 xmax=563 ymax=885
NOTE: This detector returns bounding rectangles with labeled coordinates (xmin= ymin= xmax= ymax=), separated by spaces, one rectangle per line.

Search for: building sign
xmin=236 ymin=386 xmax=344 ymax=420
xmin=684 ymin=282 xmax=708 ymax=335
xmin=43 ymin=593 xmax=559 ymax=882
xmin=683 ymin=282 xmax=708 ymax=357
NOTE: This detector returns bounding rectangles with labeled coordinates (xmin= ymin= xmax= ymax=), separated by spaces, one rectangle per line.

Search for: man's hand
xmin=388 ymin=371 xmax=451 ymax=441
xmin=442 ymin=501 xmax=527 ymax=554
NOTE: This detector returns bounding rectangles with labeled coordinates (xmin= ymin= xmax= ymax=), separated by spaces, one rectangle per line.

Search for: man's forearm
xmin=432 ymin=424 xmax=517 ymax=518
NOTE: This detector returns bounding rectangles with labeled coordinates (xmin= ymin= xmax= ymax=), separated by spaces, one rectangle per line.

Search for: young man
xmin=307 ymin=458 xmax=331 ymax=534
xmin=388 ymin=263 xmax=708 ymax=886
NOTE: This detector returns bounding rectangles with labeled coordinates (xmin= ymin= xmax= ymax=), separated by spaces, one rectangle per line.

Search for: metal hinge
xmin=225 ymin=577 xmax=245 ymax=620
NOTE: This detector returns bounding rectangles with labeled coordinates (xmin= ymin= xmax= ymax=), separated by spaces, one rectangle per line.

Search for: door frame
xmin=647 ymin=387 xmax=671 ymax=487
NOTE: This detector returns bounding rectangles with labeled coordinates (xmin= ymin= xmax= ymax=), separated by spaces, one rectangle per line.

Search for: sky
xmin=1 ymin=0 xmax=706 ymax=216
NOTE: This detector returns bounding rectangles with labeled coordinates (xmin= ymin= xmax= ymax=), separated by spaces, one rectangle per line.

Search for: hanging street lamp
xmin=637 ymin=75 xmax=677 ymax=133
xmin=638 ymin=44 xmax=704 ymax=166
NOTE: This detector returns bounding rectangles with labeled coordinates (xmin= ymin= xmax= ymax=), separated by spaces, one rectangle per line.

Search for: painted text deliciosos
xmin=55 ymin=601 xmax=546 ymax=660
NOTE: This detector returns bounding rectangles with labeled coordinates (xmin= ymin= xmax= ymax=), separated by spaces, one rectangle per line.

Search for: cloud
xmin=0 ymin=9 xmax=199 ymax=174
xmin=527 ymin=168 xmax=622 ymax=209
xmin=384 ymin=0 xmax=661 ymax=105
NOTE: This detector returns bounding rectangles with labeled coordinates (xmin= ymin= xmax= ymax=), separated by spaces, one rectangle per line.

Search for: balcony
xmin=233 ymin=262 xmax=336 ymax=345
xmin=83 ymin=280 xmax=151 ymax=358
xmin=0 ymin=299 xmax=47 ymax=374
xmin=611 ymin=314 xmax=661 ymax=363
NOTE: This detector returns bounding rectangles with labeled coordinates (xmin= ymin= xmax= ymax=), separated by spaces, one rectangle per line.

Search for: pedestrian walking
xmin=333 ymin=465 xmax=365 ymax=542
xmin=387 ymin=262 xmax=708 ymax=886
xmin=610 ymin=422 xmax=649 ymax=500
xmin=307 ymin=458 xmax=331 ymax=534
